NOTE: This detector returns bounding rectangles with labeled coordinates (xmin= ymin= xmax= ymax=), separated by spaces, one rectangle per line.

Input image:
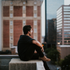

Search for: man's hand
xmin=32 ymin=40 xmax=44 ymax=52
xmin=41 ymin=47 xmax=44 ymax=52
xmin=34 ymin=50 xmax=37 ymax=53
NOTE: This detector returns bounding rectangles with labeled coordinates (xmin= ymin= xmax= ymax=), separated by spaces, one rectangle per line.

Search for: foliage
xmin=55 ymin=59 xmax=64 ymax=66
xmin=47 ymin=48 xmax=60 ymax=62
xmin=43 ymin=43 xmax=70 ymax=70
xmin=55 ymin=55 xmax=70 ymax=70
xmin=42 ymin=43 xmax=60 ymax=63
xmin=61 ymin=55 xmax=70 ymax=70
xmin=45 ymin=48 xmax=51 ymax=53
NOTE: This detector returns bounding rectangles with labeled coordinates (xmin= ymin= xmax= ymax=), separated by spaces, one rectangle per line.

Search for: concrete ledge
xmin=9 ymin=58 xmax=45 ymax=70
xmin=0 ymin=55 xmax=19 ymax=59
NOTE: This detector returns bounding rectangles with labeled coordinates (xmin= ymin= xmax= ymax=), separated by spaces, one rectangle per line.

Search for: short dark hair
xmin=23 ymin=25 xmax=32 ymax=34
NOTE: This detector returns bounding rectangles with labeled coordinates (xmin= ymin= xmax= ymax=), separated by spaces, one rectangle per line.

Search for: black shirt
xmin=17 ymin=35 xmax=35 ymax=60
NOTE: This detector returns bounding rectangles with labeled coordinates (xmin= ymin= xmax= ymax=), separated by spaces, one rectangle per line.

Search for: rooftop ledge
xmin=57 ymin=45 xmax=70 ymax=47
xmin=2 ymin=0 xmax=43 ymax=1
xmin=0 ymin=54 xmax=19 ymax=59
xmin=9 ymin=58 xmax=45 ymax=70
xmin=0 ymin=55 xmax=18 ymax=56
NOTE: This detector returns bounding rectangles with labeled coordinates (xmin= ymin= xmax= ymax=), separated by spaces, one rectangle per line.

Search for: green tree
xmin=61 ymin=55 xmax=70 ymax=70
xmin=45 ymin=48 xmax=60 ymax=63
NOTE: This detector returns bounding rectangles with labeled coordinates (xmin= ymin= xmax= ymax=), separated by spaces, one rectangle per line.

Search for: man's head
xmin=23 ymin=25 xmax=33 ymax=36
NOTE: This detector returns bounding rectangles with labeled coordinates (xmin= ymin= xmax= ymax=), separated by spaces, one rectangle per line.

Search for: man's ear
xmin=28 ymin=31 xmax=30 ymax=33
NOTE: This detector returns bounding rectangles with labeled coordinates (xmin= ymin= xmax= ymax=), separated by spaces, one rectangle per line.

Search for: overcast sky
xmin=41 ymin=0 xmax=64 ymax=36
xmin=47 ymin=0 xmax=64 ymax=19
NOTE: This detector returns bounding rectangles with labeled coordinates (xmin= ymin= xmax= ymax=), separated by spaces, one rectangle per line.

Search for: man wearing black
xmin=17 ymin=25 xmax=51 ymax=70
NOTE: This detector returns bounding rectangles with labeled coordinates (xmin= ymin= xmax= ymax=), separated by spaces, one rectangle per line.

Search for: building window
xmin=10 ymin=43 xmax=13 ymax=48
xmin=10 ymin=2 xmax=13 ymax=5
xmin=64 ymin=18 xmax=70 ymax=20
xmin=34 ymin=35 xmax=37 ymax=40
xmin=64 ymin=35 xmax=70 ymax=37
xmin=57 ymin=13 xmax=62 ymax=18
xmin=10 ymin=29 xmax=13 ymax=33
xmin=57 ymin=7 xmax=62 ymax=14
xmin=34 ymin=21 xmax=37 ymax=25
xmin=34 ymin=28 xmax=37 ymax=33
xmin=10 ymin=6 xmax=13 ymax=10
xmin=64 ymin=30 xmax=70 ymax=31
xmin=23 ymin=6 xmax=26 ymax=10
xmin=23 ymin=14 xmax=26 ymax=17
xmin=64 ymin=27 xmax=70 ymax=28
xmin=23 ymin=21 xmax=26 ymax=26
xmin=34 ymin=6 xmax=37 ymax=10
xmin=23 ymin=2 xmax=25 ymax=4
xmin=64 ymin=15 xmax=70 ymax=17
xmin=64 ymin=32 xmax=70 ymax=34
xmin=10 ymin=21 xmax=13 ymax=25
xmin=64 ymin=6 xmax=70 ymax=9
xmin=34 ymin=2 xmax=37 ymax=4
xmin=64 ymin=41 xmax=70 ymax=43
xmin=10 ymin=36 xmax=13 ymax=40
xmin=10 ymin=14 xmax=13 ymax=18
xmin=64 ymin=38 xmax=70 ymax=40
xmin=64 ymin=9 xmax=70 ymax=11
xmin=34 ymin=13 xmax=37 ymax=18
xmin=64 ymin=20 xmax=70 ymax=23
xmin=64 ymin=12 xmax=70 ymax=14
xmin=64 ymin=24 xmax=70 ymax=25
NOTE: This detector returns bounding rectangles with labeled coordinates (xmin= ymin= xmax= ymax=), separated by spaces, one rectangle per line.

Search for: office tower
xmin=64 ymin=0 xmax=70 ymax=5
xmin=57 ymin=5 xmax=70 ymax=45
xmin=45 ymin=0 xmax=64 ymax=44
xmin=47 ymin=18 xmax=56 ymax=48
xmin=57 ymin=5 xmax=70 ymax=59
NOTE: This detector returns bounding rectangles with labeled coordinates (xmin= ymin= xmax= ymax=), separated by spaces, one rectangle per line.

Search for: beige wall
xmin=61 ymin=47 xmax=70 ymax=59
xmin=0 ymin=0 xmax=2 ymax=51
xmin=57 ymin=45 xmax=70 ymax=59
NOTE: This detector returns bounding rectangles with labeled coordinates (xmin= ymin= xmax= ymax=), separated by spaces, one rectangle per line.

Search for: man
xmin=17 ymin=25 xmax=51 ymax=70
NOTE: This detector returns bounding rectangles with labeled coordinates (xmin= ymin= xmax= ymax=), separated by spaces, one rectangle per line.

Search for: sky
xmin=47 ymin=0 xmax=64 ymax=19
xmin=41 ymin=0 xmax=64 ymax=36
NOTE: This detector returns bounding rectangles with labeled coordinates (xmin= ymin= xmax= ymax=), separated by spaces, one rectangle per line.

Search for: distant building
xmin=0 ymin=0 xmax=43 ymax=53
xmin=57 ymin=5 xmax=70 ymax=45
xmin=46 ymin=0 xmax=64 ymax=48
xmin=64 ymin=0 xmax=70 ymax=5
xmin=57 ymin=5 xmax=70 ymax=59
xmin=57 ymin=45 xmax=70 ymax=59
xmin=42 ymin=36 xmax=45 ymax=43
xmin=47 ymin=18 xmax=56 ymax=48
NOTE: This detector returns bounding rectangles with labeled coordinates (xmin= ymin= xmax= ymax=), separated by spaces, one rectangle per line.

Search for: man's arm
xmin=32 ymin=40 xmax=44 ymax=52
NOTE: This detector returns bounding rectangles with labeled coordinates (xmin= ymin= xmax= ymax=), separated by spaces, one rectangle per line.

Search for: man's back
xmin=17 ymin=35 xmax=35 ymax=60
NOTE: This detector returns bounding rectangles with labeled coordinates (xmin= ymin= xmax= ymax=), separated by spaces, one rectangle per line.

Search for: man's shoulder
xmin=20 ymin=35 xmax=26 ymax=38
xmin=20 ymin=35 xmax=35 ymax=41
